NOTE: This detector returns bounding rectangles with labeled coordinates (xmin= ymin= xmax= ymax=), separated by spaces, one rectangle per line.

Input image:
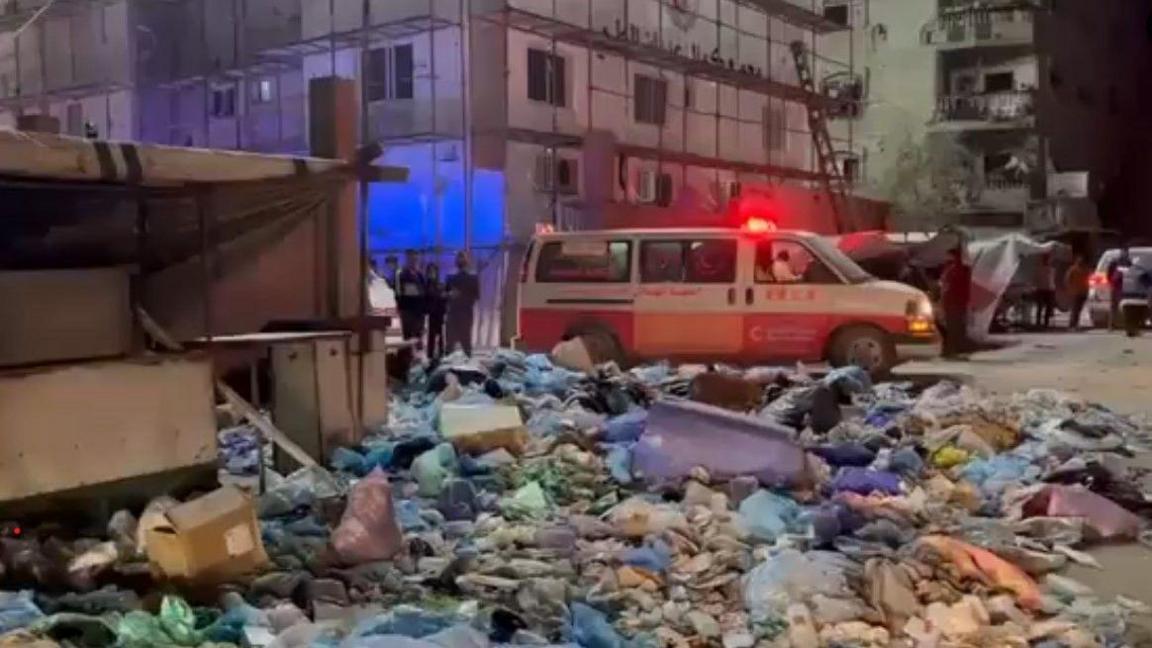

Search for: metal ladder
xmin=790 ymin=40 xmax=848 ymax=233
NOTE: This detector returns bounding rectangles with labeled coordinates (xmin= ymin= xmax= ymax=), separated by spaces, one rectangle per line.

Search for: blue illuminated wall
xmin=367 ymin=142 xmax=505 ymax=253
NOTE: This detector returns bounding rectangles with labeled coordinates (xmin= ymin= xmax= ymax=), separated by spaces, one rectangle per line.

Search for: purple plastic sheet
xmin=631 ymin=400 xmax=809 ymax=487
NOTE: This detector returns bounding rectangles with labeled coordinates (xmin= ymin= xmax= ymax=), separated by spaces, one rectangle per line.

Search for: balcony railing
xmin=922 ymin=7 xmax=1034 ymax=48
xmin=935 ymin=91 xmax=1034 ymax=124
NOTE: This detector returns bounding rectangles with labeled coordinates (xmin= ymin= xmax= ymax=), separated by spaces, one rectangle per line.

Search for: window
xmin=536 ymin=240 xmax=631 ymax=283
xmin=211 ymin=86 xmax=237 ymax=118
xmin=640 ymin=240 xmax=736 ymax=284
xmin=365 ymin=44 xmax=414 ymax=101
xmin=984 ymin=72 xmax=1014 ymax=93
xmin=842 ymin=156 xmax=860 ymax=183
xmin=754 ymin=240 xmax=841 ymax=284
xmin=634 ymin=74 xmax=668 ymax=125
xmin=527 ymin=48 xmax=566 ymax=107
xmin=765 ymin=102 xmax=788 ymax=153
xmin=252 ymin=78 xmax=274 ymax=104
xmin=823 ymin=3 xmax=849 ymax=27
xmin=640 ymin=241 xmax=685 ymax=283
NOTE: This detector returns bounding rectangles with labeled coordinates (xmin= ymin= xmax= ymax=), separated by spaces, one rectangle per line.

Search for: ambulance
xmin=515 ymin=222 xmax=940 ymax=373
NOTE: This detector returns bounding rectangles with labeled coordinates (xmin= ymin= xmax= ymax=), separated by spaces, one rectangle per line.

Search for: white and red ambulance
xmin=515 ymin=222 xmax=940 ymax=372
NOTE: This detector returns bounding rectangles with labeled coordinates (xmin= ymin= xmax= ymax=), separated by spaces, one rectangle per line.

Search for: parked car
xmin=1088 ymin=247 xmax=1152 ymax=328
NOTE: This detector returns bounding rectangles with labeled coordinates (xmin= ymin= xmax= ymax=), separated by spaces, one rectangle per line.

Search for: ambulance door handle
xmin=727 ymin=287 xmax=736 ymax=305
xmin=745 ymin=288 xmax=754 ymax=305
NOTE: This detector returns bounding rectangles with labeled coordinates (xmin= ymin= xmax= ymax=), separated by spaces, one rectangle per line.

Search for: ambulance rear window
xmin=536 ymin=240 xmax=632 ymax=283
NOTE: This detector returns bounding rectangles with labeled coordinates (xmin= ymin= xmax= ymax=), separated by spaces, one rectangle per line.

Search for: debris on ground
xmin=4 ymin=350 xmax=1152 ymax=647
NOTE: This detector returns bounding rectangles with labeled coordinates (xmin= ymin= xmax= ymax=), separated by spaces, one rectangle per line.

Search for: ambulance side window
xmin=685 ymin=240 xmax=737 ymax=283
xmin=640 ymin=239 xmax=737 ymax=284
xmin=640 ymin=241 xmax=685 ymax=283
xmin=536 ymin=240 xmax=632 ymax=283
xmin=755 ymin=240 xmax=840 ymax=284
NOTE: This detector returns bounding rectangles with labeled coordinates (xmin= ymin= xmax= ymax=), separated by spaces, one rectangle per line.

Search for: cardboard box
xmin=146 ymin=486 xmax=268 ymax=581
xmin=440 ymin=403 xmax=528 ymax=456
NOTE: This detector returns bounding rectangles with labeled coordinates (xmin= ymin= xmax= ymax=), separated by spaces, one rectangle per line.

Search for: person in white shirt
xmin=772 ymin=250 xmax=800 ymax=282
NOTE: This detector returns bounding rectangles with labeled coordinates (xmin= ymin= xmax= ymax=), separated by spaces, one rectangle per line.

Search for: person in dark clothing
xmin=424 ymin=263 xmax=447 ymax=359
xmin=445 ymin=251 xmax=480 ymax=356
xmin=1065 ymin=255 xmax=1091 ymax=331
xmin=383 ymin=255 xmax=400 ymax=290
xmin=1107 ymin=248 xmax=1131 ymax=330
xmin=396 ymin=250 xmax=426 ymax=344
xmin=940 ymin=247 xmax=972 ymax=358
xmin=1034 ymin=252 xmax=1056 ymax=329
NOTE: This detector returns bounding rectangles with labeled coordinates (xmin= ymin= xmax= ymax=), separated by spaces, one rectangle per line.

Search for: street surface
xmin=900 ymin=331 xmax=1152 ymax=639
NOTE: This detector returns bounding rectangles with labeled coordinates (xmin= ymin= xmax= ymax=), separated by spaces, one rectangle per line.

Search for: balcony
xmin=976 ymin=173 xmax=1030 ymax=211
xmin=931 ymin=91 xmax=1034 ymax=131
xmin=922 ymin=7 xmax=1034 ymax=50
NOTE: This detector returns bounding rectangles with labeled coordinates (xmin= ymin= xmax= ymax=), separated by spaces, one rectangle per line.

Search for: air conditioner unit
xmin=636 ymin=170 xmax=658 ymax=204
xmin=534 ymin=153 xmax=555 ymax=191
xmin=715 ymin=180 xmax=742 ymax=205
xmin=535 ymin=153 xmax=580 ymax=194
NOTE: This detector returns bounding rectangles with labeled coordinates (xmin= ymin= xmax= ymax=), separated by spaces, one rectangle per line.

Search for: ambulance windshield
xmin=805 ymin=236 xmax=874 ymax=284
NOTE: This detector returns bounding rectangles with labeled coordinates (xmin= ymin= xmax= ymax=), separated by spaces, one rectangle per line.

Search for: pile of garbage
xmin=3 ymin=350 xmax=1152 ymax=648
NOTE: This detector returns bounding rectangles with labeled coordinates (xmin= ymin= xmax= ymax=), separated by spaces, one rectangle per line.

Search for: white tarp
xmin=967 ymin=234 xmax=1070 ymax=339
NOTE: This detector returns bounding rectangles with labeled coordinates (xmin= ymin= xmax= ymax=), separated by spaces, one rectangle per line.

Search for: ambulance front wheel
xmin=828 ymin=325 xmax=896 ymax=375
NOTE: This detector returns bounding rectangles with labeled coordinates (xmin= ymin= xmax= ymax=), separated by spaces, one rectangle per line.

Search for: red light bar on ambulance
xmin=742 ymin=217 xmax=776 ymax=234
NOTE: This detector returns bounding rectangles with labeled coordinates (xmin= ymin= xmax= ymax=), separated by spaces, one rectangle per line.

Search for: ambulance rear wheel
xmin=829 ymin=326 xmax=895 ymax=375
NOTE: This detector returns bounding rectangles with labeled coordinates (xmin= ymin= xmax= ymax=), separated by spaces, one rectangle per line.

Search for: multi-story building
xmin=0 ymin=0 xmax=857 ymax=340
xmin=824 ymin=0 xmax=1152 ymax=237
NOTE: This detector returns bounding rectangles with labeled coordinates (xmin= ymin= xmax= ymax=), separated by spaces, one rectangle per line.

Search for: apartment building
xmin=0 ymin=0 xmax=856 ymax=340
xmin=823 ymin=0 xmax=1152 ymax=236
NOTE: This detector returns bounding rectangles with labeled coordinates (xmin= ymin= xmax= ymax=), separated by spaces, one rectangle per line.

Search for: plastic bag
xmin=829 ymin=468 xmax=903 ymax=495
xmin=738 ymin=490 xmax=800 ymax=542
xmin=0 ymin=591 xmax=44 ymax=634
xmin=569 ymin=603 xmax=623 ymax=648
xmin=500 ymin=482 xmax=551 ymax=520
xmin=331 ymin=468 xmax=404 ymax=565
xmin=742 ymin=550 xmax=852 ymax=622
xmin=411 ymin=444 xmax=459 ymax=498
xmin=603 ymin=410 xmax=648 ymax=444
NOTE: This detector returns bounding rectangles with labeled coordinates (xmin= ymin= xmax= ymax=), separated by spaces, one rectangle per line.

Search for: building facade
xmin=823 ymin=0 xmax=1152 ymax=237
xmin=0 ymin=0 xmax=857 ymax=340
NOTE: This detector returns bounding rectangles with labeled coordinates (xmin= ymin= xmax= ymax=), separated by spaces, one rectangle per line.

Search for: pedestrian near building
xmin=1065 ymin=255 xmax=1091 ymax=330
xmin=424 ymin=263 xmax=447 ymax=359
xmin=940 ymin=247 xmax=972 ymax=358
xmin=396 ymin=250 xmax=426 ymax=344
xmin=382 ymin=255 xmax=400 ymax=290
xmin=1034 ymin=252 xmax=1056 ymax=329
xmin=445 ymin=251 xmax=480 ymax=356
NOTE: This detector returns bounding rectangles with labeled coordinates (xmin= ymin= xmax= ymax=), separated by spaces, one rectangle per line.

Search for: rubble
xmin=3 ymin=350 xmax=1152 ymax=647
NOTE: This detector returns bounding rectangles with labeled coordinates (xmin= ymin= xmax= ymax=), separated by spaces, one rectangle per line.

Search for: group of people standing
xmin=376 ymin=250 xmax=480 ymax=358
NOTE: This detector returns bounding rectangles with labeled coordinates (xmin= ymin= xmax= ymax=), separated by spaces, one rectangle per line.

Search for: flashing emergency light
xmin=742 ymin=217 xmax=776 ymax=234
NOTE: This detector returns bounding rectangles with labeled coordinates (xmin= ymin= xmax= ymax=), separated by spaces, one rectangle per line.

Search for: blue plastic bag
xmin=603 ymin=410 xmax=648 ymax=444
xmin=0 ymin=591 xmax=43 ymax=634
xmin=570 ymin=603 xmax=623 ymax=648
xmin=620 ymin=539 xmax=672 ymax=573
xmin=829 ymin=468 xmax=903 ymax=496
